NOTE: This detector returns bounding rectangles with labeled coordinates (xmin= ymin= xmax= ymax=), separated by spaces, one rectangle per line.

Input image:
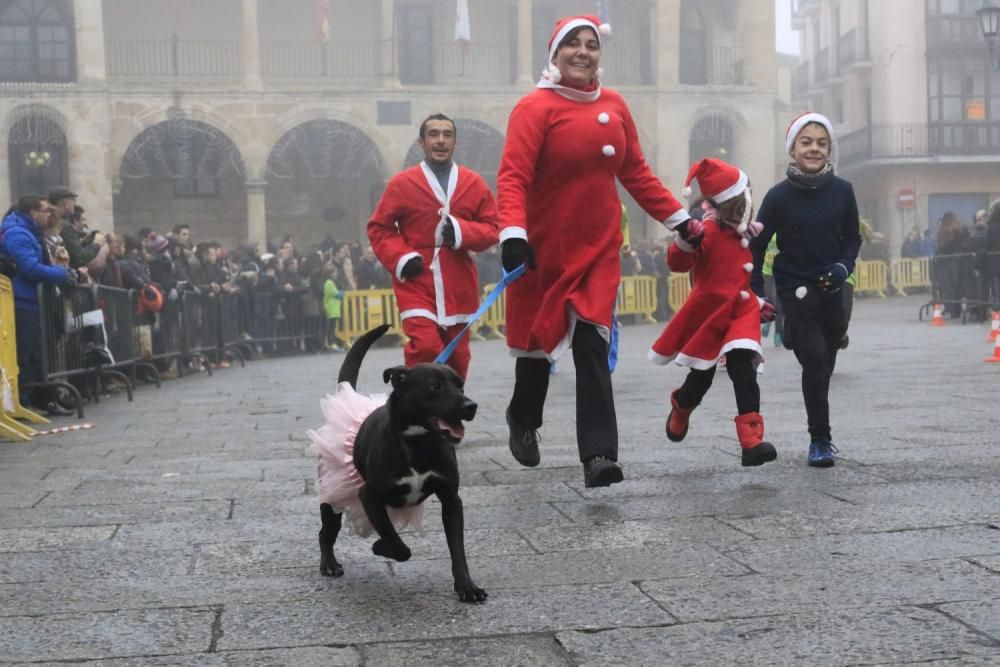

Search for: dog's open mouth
xmin=433 ymin=417 xmax=465 ymax=442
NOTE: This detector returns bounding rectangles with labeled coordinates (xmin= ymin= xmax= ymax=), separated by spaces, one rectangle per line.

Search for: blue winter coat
xmin=0 ymin=210 xmax=72 ymax=311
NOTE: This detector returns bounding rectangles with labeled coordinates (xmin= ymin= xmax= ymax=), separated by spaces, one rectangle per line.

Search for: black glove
xmin=816 ymin=263 xmax=848 ymax=292
xmin=400 ymin=256 xmax=423 ymax=280
xmin=675 ymin=218 xmax=704 ymax=248
xmin=500 ymin=239 xmax=536 ymax=272
xmin=441 ymin=220 xmax=456 ymax=247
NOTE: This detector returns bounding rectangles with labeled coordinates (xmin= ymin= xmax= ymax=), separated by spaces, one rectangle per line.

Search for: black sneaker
xmin=583 ymin=456 xmax=624 ymax=488
xmin=42 ymin=400 xmax=75 ymax=417
xmin=506 ymin=409 xmax=540 ymax=467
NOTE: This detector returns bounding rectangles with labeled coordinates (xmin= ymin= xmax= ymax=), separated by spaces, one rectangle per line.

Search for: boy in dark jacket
xmin=750 ymin=112 xmax=862 ymax=468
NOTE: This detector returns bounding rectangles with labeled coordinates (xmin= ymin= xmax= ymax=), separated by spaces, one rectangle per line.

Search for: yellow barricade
xmin=855 ymin=260 xmax=888 ymax=298
xmin=617 ymin=276 xmax=657 ymax=323
xmin=335 ymin=289 xmax=405 ymax=345
xmin=668 ymin=273 xmax=692 ymax=313
xmin=0 ymin=275 xmax=46 ymax=441
xmin=890 ymin=257 xmax=931 ymax=296
xmin=479 ymin=283 xmax=507 ymax=339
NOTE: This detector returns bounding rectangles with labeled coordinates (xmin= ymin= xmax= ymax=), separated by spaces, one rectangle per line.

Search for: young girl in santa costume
xmin=649 ymin=158 xmax=778 ymax=467
xmin=749 ymin=112 xmax=861 ymax=468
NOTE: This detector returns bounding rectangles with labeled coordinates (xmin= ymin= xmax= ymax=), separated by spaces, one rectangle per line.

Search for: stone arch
xmin=688 ymin=112 xmax=744 ymax=166
xmin=264 ymin=118 xmax=388 ymax=247
xmin=402 ymin=118 xmax=505 ymax=190
xmin=6 ymin=103 xmax=70 ymax=198
xmin=115 ymin=116 xmax=248 ymax=247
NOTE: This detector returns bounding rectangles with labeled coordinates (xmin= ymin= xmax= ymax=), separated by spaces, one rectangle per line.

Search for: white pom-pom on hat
xmin=599 ymin=23 xmax=611 ymax=36
xmin=682 ymin=186 xmax=693 ymax=199
xmin=602 ymin=144 xmax=616 ymax=157
xmin=596 ymin=67 xmax=605 ymax=79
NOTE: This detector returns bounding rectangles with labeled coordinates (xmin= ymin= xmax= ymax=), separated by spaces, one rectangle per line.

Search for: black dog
xmin=316 ymin=324 xmax=486 ymax=603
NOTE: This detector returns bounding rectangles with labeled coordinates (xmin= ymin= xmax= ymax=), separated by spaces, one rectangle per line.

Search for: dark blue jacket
xmin=750 ymin=176 xmax=862 ymax=298
xmin=0 ymin=210 xmax=72 ymax=311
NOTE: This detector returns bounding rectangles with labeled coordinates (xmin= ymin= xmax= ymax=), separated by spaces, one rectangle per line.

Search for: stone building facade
xmin=2 ymin=0 xmax=782 ymax=250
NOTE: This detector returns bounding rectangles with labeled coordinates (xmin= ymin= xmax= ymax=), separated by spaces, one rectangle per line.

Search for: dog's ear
xmin=382 ymin=365 xmax=408 ymax=388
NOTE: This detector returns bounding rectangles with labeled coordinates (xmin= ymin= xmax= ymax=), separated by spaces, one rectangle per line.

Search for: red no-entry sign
xmin=897 ymin=188 xmax=916 ymax=209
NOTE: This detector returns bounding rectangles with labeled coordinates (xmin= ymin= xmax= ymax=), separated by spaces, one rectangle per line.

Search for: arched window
xmin=8 ymin=109 xmax=68 ymax=197
xmin=0 ymin=0 xmax=75 ymax=82
xmin=689 ymin=115 xmax=735 ymax=166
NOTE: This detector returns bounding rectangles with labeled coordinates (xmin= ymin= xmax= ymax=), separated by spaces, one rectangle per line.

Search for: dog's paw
xmin=455 ymin=580 xmax=488 ymax=603
xmin=320 ymin=559 xmax=344 ymax=577
xmin=372 ymin=539 xmax=411 ymax=562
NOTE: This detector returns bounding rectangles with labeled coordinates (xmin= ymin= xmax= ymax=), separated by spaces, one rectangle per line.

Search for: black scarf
xmin=786 ymin=161 xmax=834 ymax=190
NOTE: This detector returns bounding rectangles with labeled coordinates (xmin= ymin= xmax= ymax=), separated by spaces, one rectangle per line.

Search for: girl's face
xmin=789 ymin=123 xmax=831 ymax=173
xmin=554 ymin=27 xmax=601 ymax=87
xmin=717 ymin=190 xmax=752 ymax=228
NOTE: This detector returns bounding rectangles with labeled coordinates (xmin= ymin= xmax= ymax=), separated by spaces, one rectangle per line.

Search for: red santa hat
xmin=541 ymin=15 xmax=611 ymax=83
xmin=785 ymin=111 xmax=837 ymax=166
xmin=681 ymin=158 xmax=748 ymax=204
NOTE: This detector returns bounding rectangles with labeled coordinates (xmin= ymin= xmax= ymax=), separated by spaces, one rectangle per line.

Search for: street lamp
xmin=978 ymin=3 xmax=1000 ymax=71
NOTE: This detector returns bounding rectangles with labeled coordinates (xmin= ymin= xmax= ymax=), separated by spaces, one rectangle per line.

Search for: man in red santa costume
xmin=496 ymin=15 xmax=703 ymax=487
xmin=648 ymin=158 xmax=778 ymax=467
xmin=368 ymin=114 xmax=499 ymax=380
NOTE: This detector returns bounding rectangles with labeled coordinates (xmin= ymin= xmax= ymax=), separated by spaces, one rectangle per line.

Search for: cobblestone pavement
xmin=2 ymin=295 xmax=999 ymax=666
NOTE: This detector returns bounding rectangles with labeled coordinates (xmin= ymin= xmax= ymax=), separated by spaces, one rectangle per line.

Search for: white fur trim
xmin=448 ymin=215 xmax=463 ymax=250
xmin=743 ymin=262 xmax=754 ymax=273
xmin=710 ymin=170 xmax=749 ymax=204
xmin=656 ymin=338 xmax=764 ymax=371
xmin=682 ymin=186 xmax=692 ymax=199
xmin=499 ymin=227 xmax=528 ymax=243
xmin=740 ymin=238 xmax=749 ymax=248
xmin=740 ymin=290 xmax=750 ymax=300
xmin=674 ymin=237 xmax=695 ymax=253
xmin=598 ymin=112 xmax=609 ymax=124
xmin=663 ymin=209 xmax=692 ymax=228
xmin=395 ymin=252 xmax=422 ymax=282
xmin=785 ymin=112 xmax=837 ymax=166
xmin=602 ymin=144 xmax=616 ymax=157
xmin=400 ymin=308 xmax=474 ymax=326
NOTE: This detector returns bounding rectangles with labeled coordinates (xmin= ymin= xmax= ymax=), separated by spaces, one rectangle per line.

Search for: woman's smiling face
xmin=554 ymin=27 xmax=601 ymax=87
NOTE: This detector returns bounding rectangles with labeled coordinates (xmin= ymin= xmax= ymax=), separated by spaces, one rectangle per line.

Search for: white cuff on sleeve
xmin=499 ymin=227 xmax=527 ymax=243
xmin=395 ymin=251 xmax=422 ymax=282
xmin=663 ymin=209 xmax=692 ymax=229
xmin=449 ymin=215 xmax=463 ymax=250
xmin=673 ymin=237 xmax=695 ymax=253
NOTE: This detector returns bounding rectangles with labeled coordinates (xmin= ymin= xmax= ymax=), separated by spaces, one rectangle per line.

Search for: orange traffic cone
xmin=930 ymin=303 xmax=945 ymax=327
xmin=987 ymin=311 xmax=1000 ymax=341
xmin=985 ymin=335 xmax=1000 ymax=363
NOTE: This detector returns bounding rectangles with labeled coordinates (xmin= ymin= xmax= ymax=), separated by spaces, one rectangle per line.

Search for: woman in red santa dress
xmin=649 ymin=158 xmax=778 ymax=467
xmin=496 ymin=14 xmax=703 ymax=488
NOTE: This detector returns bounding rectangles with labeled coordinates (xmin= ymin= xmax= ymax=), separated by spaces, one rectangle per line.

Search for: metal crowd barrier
xmin=855 ymin=260 xmax=888 ymax=297
xmin=891 ymin=258 xmax=931 ymax=296
xmin=919 ymin=253 xmax=985 ymax=323
xmin=668 ymin=274 xmax=692 ymax=313
xmin=249 ymin=289 xmax=325 ymax=353
xmin=617 ymin=276 xmax=657 ymax=323
xmin=337 ymin=289 xmax=404 ymax=345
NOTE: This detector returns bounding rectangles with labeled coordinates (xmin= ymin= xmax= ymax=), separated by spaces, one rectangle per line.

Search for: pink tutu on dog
xmin=307 ymin=382 xmax=424 ymax=537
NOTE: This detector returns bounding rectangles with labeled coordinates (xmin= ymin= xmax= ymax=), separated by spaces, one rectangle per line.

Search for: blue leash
xmin=434 ymin=264 xmax=526 ymax=364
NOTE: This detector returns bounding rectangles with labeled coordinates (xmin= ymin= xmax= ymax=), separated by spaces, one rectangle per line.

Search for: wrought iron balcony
xmin=679 ymin=46 xmax=748 ymax=86
xmin=838 ymin=28 xmax=871 ymax=71
xmin=107 ymin=39 xmax=243 ymax=79
xmin=925 ymin=15 xmax=984 ymax=50
xmin=839 ymin=122 xmax=1000 ymax=169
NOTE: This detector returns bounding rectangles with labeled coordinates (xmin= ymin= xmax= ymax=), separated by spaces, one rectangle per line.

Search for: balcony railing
xmin=680 ymin=46 xmax=747 ymax=86
xmin=261 ymin=41 xmax=382 ymax=80
xmin=839 ymin=123 xmax=1000 ymax=168
xmin=925 ymin=16 xmax=983 ymax=49
xmin=601 ymin=40 xmax=653 ymax=86
xmin=107 ymin=39 xmax=243 ymax=79
xmin=435 ymin=41 xmax=514 ymax=85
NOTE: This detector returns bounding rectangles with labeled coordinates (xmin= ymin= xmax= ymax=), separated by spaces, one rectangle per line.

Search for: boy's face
xmin=789 ymin=123 xmax=830 ymax=173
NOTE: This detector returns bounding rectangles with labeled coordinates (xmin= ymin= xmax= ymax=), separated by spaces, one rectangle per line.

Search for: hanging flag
xmin=455 ymin=0 xmax=471 ymax=54
xmin=315 ymin=0 xmax=330 ymax=41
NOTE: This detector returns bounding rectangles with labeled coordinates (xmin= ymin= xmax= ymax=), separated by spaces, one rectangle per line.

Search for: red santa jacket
xmin=497 ymin=87 xmax=689 ymax=358
xmin=368 ymin=162 xmax=498 ymax=325
xmin=649 ymin=218 xmax=763 ymax=369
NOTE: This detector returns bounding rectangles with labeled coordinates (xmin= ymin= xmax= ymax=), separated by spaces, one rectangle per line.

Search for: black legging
xmin=508 ymin=322 xmax=617 ymax=463
xmin=674 ymin=348 xmax=759 ymax=415
xmin=779 ymin=285 xmax=848 ymax=441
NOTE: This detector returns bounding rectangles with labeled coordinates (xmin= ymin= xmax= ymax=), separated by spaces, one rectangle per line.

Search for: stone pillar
xmin=68 ymin=102 xmax=115 ymax=230
xmin=654 ymin=0 xmax=680 ymax=88
xmin=242 ymin=0 xmax=262 ymax=89
xmin=380 ymin=0 xmax=400 ymax=87
xmin=73 ymin=0 xmax=106 ymax=83
xmin=246 ymin=180 xmax=268 ymax=249
xmin=517 ymin=0 xmax=534 ymax=85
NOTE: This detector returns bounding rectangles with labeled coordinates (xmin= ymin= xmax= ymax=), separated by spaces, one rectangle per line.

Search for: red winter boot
xmin=666 ymin=389 xmax=697 ymax=442
xmin=734 ymin=413 xmax=778 ymax=467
